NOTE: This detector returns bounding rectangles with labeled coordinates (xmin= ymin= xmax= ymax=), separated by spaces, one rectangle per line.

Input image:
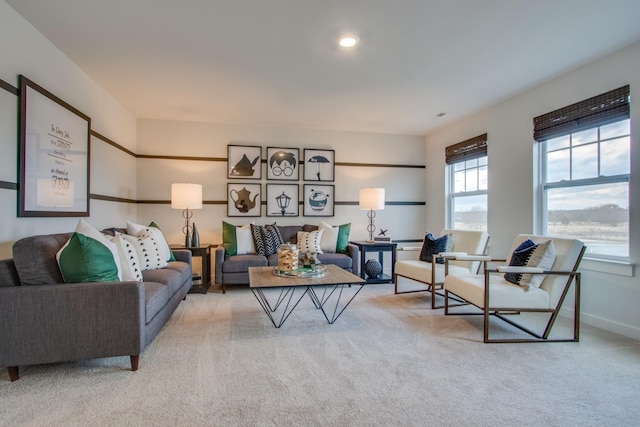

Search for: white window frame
xmin=448 ymin=156 xmax=488 ymax=231
xmin=537 ymin=119 xmax=630 ymax=262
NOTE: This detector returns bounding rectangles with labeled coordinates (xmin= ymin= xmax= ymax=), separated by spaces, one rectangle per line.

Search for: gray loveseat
xmin=0 ymin=231 xmax=192 ymax=381
xmin=215 ymin=224 xmax=359 ymax=289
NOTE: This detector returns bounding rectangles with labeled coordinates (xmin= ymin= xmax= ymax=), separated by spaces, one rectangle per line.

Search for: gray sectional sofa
xmin=0 ymin=231 xmax=192 ymax=381
xmin=215 ymin=224 xmax=359 ymax=288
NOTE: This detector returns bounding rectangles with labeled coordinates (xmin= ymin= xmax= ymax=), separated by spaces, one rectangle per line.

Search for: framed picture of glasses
xmin=266 ymin=147 xmax=299 ymax=181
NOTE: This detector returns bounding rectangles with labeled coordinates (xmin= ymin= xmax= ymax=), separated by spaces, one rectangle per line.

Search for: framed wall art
xmin=18 ymin=75 xmax=91 ymax=217
xmin=227 ymin=144 xmax=262 ymax=179
xmin=303 ymin=184 xmax=334 ymax=217
xmin=303 ymin=148 xmax=335 ymax=181
xmin=266 ymin=184 xmax=299 ymax=217
xmin=227 ymin=183 xmax=262 ymax=217
xmin=266 ymin=147 xmax=299 ymax=180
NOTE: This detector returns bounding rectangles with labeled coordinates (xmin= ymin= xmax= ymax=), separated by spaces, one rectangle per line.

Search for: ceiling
xmin=7 ymin=0 xmax=640 ymax=136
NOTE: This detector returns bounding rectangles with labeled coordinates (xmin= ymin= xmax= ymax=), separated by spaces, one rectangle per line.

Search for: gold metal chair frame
xmin=444 ymin=246 xmax=585 ymax=343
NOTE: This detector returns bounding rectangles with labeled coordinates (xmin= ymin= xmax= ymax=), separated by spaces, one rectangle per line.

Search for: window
xmin=535 ymin=86 xmax=630 ymax=260
xmin=446 ymin=134 xmax=488 ymax=231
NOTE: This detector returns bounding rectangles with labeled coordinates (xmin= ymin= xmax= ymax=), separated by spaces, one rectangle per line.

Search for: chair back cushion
xmin=510 ymin=235 xmax=584 ymax=307
xmin=442 ymin=229 xmax=490 ymax=273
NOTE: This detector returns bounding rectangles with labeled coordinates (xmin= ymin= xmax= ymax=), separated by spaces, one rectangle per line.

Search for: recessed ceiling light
xmin=434 ymin=112 xmax=447 ymax=119
xmin=338 ymin=34 xmax=359 ymax=48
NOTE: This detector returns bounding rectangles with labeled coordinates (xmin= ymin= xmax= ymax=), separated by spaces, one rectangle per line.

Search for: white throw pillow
xmin=120 ymin=233 xmax=168 ymax=271
xmin=111 ymin=233 xmax=143 ymax=281
xmin=236 ymin=223 xmax=256 ymax=255
xmin=127 ymin=221 xmax=173 ymax=262
xmin=318 ymin=221 xmax=339 ymax=253
xmin=297 ymin=230 xmax=324 ymax=254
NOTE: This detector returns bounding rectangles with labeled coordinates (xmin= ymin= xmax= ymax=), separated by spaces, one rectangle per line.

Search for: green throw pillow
xmin=57 ymin=232 xmax=120 ymax=283
xmin=336 ymin=223 xmax=351 ymax=254
xmin=222 ymin=221 xmax=238 ymax=257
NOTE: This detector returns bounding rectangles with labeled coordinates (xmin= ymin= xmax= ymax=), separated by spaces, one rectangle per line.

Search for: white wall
xmin=425 ymin=41 xmax=640 ymax=339
xmin=136 ymin=119 xmax=426 ymax=251
xmin=0 ymin=0 xmax=138 ymax=258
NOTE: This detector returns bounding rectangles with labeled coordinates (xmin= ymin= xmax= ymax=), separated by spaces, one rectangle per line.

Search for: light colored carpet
xmin=2 ymin=281 xmax=640 ymax=427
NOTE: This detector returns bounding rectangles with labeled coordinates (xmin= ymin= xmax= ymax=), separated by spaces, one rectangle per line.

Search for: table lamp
xmin=171 ymin=183 xmax=202 ymax=247
xmin=359 ymin=188 xmax=385 ymax=243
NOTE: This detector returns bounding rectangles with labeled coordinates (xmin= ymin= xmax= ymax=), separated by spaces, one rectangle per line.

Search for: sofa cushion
xmin=120 ymin=233 xmax=168 ymax=271
xmin=504 ymin=239 xmax=556 ymax=290
xmin=143 ymin=282 xmax=169 ymax=324
xmin=297 ymin=230 xmax=324 ymax=254
xmin=318 ymin=221 xmax=351 ymax=253
xmin=316 ymin=252 xmax=353 ymax=270
xmin=222 ymin=222 xmax=256 ymax=257
xmin=110 ymin=233 xmax=143 ymax=282
xmin=127 ymin=221 xmax=174 ymax=262
xmin=142 ymin=268 xmax=184 ymax=298
xmin=250 ymin=224 xmax=284 ymax=256
xmin=222 ymin=254 xmax=269 ymax=273
xmin=166 ymin=260 xmax=193 ymax=286
xmin=278 ymin=225 xmax=304 ymax=243
xmin=55 ymin=220 xmax=122 ymax=283
xmin=419 ymin=232 xmax=452 ymax=264
xmin=57 ymin=232 xmax=121 ymax=283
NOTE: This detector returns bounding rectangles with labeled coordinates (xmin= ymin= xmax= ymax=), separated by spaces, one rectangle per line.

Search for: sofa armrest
xmin=171 ymin=249 xmax=192 ymax=264
xmin=346 ymin=243 xmax=360 ymax=276
xmin=0 ymin=281 xmax=145 ymax=367
xmin=214 ymin=246 xmax=226 ymax=285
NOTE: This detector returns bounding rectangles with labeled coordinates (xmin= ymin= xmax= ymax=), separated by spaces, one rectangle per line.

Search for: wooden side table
xmin=349 ymin=241 xmax=398 ymax=284
xmin=170 ymin=244 xmax=213 ymax=294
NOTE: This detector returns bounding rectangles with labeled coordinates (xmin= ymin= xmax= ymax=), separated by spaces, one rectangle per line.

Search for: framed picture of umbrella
xmin=266 ymin=184 xmax=299 ymax=217
xmin=227 ymin=144 xmax=262 ymax=179
xmin=303 ymin=184 xmax=334 ymax=217
xmin=303 ymin=149 xmax=335 ymax=182
xmin=266 ymin=147 xmax=299 ymax=180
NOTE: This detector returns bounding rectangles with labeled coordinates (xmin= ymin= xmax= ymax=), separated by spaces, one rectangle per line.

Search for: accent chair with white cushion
xmin=443 ymin=234 xmax=585 ymax=343
xmin=394 ymin=229 xmax=489 ymax=309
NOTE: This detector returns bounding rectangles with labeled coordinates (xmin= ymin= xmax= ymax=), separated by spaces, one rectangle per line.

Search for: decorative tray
xmin=273 ymin=265 xmax=326 ymax=278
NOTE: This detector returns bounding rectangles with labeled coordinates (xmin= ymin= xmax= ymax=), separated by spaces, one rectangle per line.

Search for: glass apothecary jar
xmin=277 ymin=243 xmax=299 ymax=272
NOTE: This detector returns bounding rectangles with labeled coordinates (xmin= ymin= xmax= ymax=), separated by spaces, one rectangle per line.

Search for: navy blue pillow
xmin=419 ymin=233 xmax=449 ymax=263
xmin=504 ymin=239 xmax=536 ymax=284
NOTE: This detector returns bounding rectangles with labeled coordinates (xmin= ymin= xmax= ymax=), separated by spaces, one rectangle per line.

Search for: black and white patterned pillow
xmin=120 ymin=233 xmax=168 ymax=271
xmin=419 ymin=232 xmax=452 ymax=263
xmin=110 ymin=233 xmax=143 ymax=281
xmin=250 ymin=224 xmax=284 ymax=256
xmin=296 ymin=230 xmax=324 ymax=254
xmin=504 ymin=239 xmax=555 ymax=290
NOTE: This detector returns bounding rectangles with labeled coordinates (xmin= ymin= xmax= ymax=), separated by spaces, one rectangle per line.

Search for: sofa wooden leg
xmin=8 ymin=366 xmax=19 ymax=382
xmin=130 ymin=355 xmax=139 ymax=371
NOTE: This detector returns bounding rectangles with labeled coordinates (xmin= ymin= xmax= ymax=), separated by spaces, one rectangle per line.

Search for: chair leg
xmin=130 ymin=355 xmax=139 ymax=371
xmin=8 ymin=366 xmax=19 ymax=382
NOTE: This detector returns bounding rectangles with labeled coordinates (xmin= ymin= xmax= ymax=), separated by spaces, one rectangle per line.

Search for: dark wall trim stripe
xmin=0 ymin=78 xmax=18 ymax=96
xmin=137 ymin=154 xmax=227 ymax=162
xmin=89 ymin=194 xmax=137 ymax=204
xmin=0 ymin=180 xmax=18 ymax=190
xmin=336 ymin=161 xmax=424 ymax=169
xmin=337 ymin=201 xmax=425 ymax=206
xmin=91 ymin=130 xmax=137 ymax=158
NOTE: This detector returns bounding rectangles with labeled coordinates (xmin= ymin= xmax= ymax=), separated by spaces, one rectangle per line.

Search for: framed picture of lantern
xmin=266 ymin=147 xmax=299 ymax=180
xmin=227 ymin=144 xmax=262 ymax=179
xmin=303 ymin=184 xmax=334 ymax=217
xmin=266 ymin=184 xmax=299 ymax=217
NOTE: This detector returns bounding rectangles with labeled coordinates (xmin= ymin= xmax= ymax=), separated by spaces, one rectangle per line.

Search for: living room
xmin=1 ymin=1 xmax=639 ymax=425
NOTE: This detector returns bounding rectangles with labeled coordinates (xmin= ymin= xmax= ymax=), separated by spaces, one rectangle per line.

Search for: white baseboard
xmin=561 ymin=307 xmax=640 ymax=341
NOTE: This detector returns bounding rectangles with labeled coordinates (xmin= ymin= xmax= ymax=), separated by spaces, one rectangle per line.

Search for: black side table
xmin=350 ymin=241 xmax=398 ymax=284
xmin=170 ymin=244 xmax=213 ymax=294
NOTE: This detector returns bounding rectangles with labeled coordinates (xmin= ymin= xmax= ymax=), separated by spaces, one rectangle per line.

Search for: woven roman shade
xmin=533 ymin=85 xmax=630 ymax=142
xmin=445 ymin=133 xmax=487 ymax=165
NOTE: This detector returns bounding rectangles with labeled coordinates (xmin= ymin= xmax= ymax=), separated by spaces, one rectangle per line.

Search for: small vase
xmin=191 ymin=223 xmax=200 ymax=247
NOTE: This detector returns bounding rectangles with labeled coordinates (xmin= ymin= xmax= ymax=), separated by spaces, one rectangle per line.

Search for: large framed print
xmin=228 ymin=183 xmax=262 ymax=217
xmin=18 ymin=75 xmax=91 ymax=217
xmin=267 ymin=184 xmax=299 ymax=217
xmin=228 ymin=144 xmax=262 ymax=179
xmin=303 ymin=184 xmax=334 ymax=217
xmin=304 ymin=148 xmax=335 ymax=182
xmin=266 ymin=147 xmax=299 ymax=180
